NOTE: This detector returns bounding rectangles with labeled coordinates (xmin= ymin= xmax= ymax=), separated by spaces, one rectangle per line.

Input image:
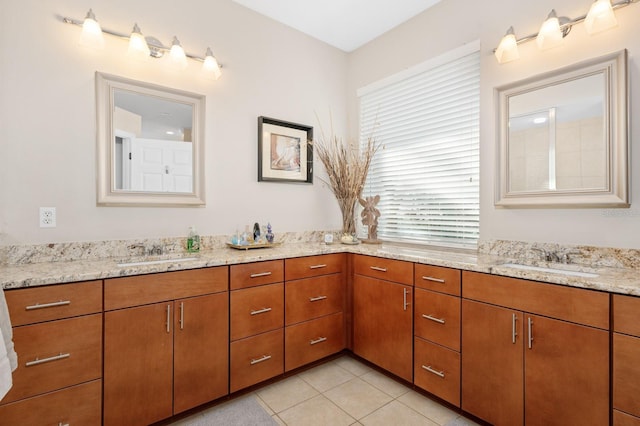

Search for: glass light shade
xmin=202 ymin=48 xmax=222 ymax=80
xmin=79 ymin=9 xmax=105 ymax=49
xmin=585 ymin=0 xmax=618 ymax=35
xmin=169 ymin=36 xmax=188 ymax=70
xmin=127 ymin=24 xmax=150 ymax=60
xmin=536 ymin=10 xmax=563 ymax=50
xmin=495 ymin=27 xmax=519 ymax=64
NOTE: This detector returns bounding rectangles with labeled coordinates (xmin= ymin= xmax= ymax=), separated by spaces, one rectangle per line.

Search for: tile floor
xmin=172 ymin=355 xmax=480 ymax=426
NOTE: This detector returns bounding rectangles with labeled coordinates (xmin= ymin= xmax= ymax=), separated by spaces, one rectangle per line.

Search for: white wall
xmin=347 ymin=0 xmax=640 ymax=249
xmin=0 ymin=0 xmax=348 ymax=244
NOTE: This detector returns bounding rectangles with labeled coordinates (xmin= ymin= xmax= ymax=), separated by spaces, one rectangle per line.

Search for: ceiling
xmin=232 ymin=0 xmax=441 ymax=52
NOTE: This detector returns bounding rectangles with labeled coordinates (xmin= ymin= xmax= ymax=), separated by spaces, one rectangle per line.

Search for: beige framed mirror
xmin=96 ymin=72 xmax=205 ymax=206
xmin=495 ymin=50 xmax=628 ymax=208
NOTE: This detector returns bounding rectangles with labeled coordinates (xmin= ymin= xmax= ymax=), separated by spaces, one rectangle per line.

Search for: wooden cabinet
xmin=413 ymin=265 xmax=461 ymax=406
xmin=0 ymin=280 xmax=103 ymax=426
xmin=103 ymin=268 xmax=228 ymax=425
xmin=613 ymin=294 xmax=640 ymax=424
xmin=230 ymin=260 xmax=284 ymax=392
xmin=284 ymin=254 xmax=346 ymax=371
xmin=353 ymin=255 xmax=413 ymax=382
xmin=461 ymin=271 xmax=610 ymax=426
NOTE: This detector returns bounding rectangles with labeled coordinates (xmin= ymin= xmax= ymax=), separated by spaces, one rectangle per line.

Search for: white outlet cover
xmin=39 ymin=207 xmax=56 ymax=228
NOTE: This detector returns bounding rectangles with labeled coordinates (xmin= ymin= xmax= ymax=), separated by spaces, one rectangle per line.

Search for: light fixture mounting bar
xmin=61 ymin=15 xmax=211 ymax=63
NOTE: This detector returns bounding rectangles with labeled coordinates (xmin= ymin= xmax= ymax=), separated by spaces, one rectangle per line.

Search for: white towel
xmin=0 ymin=287 xmax=17 ymax=401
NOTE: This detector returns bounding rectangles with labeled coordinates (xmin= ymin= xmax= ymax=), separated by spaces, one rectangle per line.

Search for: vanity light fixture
xmin=63 ymin=9 xmax=223 ymax=80
xmin=494 ymin=0 xmax=637 ymax=64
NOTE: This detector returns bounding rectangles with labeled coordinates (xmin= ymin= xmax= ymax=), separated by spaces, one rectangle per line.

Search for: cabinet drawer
xmin=285 ymin=274 xmax=343 ymax=325
xmin=614 ymin=410 xmax=640 ymax=426
xmin=415 ymin=289 xmax=460 ymax=351
xmin=415 ymin=265 xmax=460 ymax=296
xmin=462 ymin=271 xmax=609 ymax=329
xmin=105 ymin=267 xmax=227 ymax=310
xmin=6 ymin=281 xmax=102 ymax=326
xmin=2 ymin=314 xmax=102 ymax=404
xmin=231 ymin=283 xmax=284 ymax=340
xmin=414 ymin=337 xmax=460 ymax=407
xmin=285 ymin=312 xmax=345 ymax=371
xmin=614 ymin=333 xmax=640 ymax=417
xmin=230 ymin=329 xmax=284 ymax=393
xmin=230 ymin=260 xmax=284 ymax=290
xmin=285 ymin=254 xmax=344 ymax=280
xmin=0 ymin=379 xmax=102 ymax=426
xmin=614 ymin=294 xmax=640 ymax=336
xmin=353 ymin=255 xmax=413 ymax=285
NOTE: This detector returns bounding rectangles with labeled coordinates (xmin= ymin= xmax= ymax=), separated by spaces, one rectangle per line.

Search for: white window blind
xmin=359 ymin=46 xmax=480 ymax=249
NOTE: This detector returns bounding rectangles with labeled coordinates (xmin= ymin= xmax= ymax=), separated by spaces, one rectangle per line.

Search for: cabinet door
xmin=353 ymin=275 xmax=413 ymax=381
xmin=614 ymin=333 xmax=640 ymax=418
xmin=461 ymin=300 xmax=523 ymax=426
xmin=104 ymin=302 xmax=173 ymax=426
xmin=174 ymin=293 xmax=229 ymax=414
xmin=525 ymin=315 xmax=609 ymax=426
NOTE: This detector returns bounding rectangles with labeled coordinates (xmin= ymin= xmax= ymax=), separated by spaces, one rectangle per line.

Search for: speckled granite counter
xmin=1 ymin=242 xmax=639 ymax=296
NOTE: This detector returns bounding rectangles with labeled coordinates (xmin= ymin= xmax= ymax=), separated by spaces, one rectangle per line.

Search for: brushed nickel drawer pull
xmin=250 ymin=307 xmax=272 ymax=315
xmin=166 ymin=304 xmax=171 ymax=333
xmin=250 ymin=272 xmax=272 ymax=278
xmin=422 ymin=276 xmax=445 ymax=283
xmin=370 ymin=266 xmax=387 ymax=272
xmin=180 ymin=302 xmax=184 ymax=330
xmin=25 ymin=300 xmax=71 ymax=310
xmin=310 ymin=337 xmax=327 ymax=345
xmin=512 ymin=313 xmax=518 ymax=344
xmin=26 ymin=352 xmax=70 ymax=367
xmin=309 ymin=264 xmax=327 ymax=269
xmin=403 ymin=288 xmax=410 ymax=311
xmin=250 ymin=354 xmax=272 ymax=365
xmin=58 ymin=423 xmax=70 ymax=426
xmin=309 ymin=295 xmax=327 ymax=302
xmin=422 ymin=314 xmax=445 ymax=324
xmin=528 ymin=317 xmax=533 ymax=349
xmin=422 ymin=364 xmax=445 ymax=378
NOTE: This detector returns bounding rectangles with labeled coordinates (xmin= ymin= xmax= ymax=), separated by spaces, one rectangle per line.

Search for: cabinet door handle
xmin=25 ymin=300 xmax=71 ymax=310
xmin=421 ymin=276 xmax=445 ymax=283
xmin=370 ymin=266 xmax=387 ymax=272
xmin=179 ymin=302 xmax=184 ymax=330
xmin=512 ymin=313 xmax=518 ymax=344
xmin=528 ymin=317 xmax=533 ymax=349
xmin=422 ymin=364 xmax=445 ymax=378
xmin=250 ymin=354 xmax=272 ymax=365
xmin=403 ymin=288 xmax=410 ymax=311
xmin=58 ymin=423 xmax=70 ymax=426
xmin=250 ymin=307 xmax=272 ymax=315
xmin=250 ymin=272 xmax=272 ymax=278
xmin=309 ymin=295 xmax=327 ymax=302
xmin=422 ymin=314 xmax=445 ymax=324
xmin=309 ymin=264 xmax=327 ymax=269
xmin=26 ymin=352 xmax=70 ymax=367
xmin=310 ymin=337 xmax=327 ymax=345
xmin=166 ymin=304 xmax=171 ymax=333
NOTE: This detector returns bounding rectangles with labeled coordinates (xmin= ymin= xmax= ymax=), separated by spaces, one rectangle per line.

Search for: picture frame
xmin=258 ymin=116 xmax=313 ymax=183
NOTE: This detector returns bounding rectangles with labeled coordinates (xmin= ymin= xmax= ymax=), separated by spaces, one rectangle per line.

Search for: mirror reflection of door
xmin=113 ymin=89 xmax=194 ymax=194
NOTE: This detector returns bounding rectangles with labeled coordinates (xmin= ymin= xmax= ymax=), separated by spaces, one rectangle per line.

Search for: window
xmin=359 ymin=43 xmax=480 ymax=249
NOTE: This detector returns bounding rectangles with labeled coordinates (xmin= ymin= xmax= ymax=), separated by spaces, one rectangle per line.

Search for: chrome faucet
xmin=532 ymin=247 xmax=560 ymax=263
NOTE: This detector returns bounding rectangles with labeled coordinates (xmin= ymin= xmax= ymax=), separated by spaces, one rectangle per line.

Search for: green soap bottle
xmin=187 ymin=226 xmax=200 ymax=252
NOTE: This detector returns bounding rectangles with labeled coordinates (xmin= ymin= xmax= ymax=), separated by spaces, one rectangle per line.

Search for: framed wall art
xmin=258 ymin=116 xmax=313 ymax=183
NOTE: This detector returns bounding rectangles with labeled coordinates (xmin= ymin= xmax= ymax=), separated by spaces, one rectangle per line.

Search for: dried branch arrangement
xmin=313 ymin=117 xmax=379 ymax=236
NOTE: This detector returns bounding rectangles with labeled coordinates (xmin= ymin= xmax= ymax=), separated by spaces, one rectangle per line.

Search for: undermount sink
xmin=117 ymin=257 xmax=199 ymax=267
xmin=498 ymin=263 xmax=599 ymax=278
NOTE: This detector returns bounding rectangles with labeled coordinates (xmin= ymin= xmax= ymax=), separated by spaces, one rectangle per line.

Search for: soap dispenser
xmin=187 ymin=226 xmax=200 ymax=252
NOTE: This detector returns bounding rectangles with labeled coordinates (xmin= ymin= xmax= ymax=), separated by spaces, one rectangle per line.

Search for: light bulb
xmin=585 ymin=0 xmax=618 ymax=35
xmin=536 ymin=9 xmax=564 ymax=50
xmin=79 ymin=9 xmax=105 ymax=49
xmin=495 ymin=27 xmax=519 ymax=64
xmin=202 ymin=47 xmax=222 ymax=80
xmin=169 ymin=36 xmax=188 ymax=70
xmin=127 ymin=23 xmax=150 ymax=60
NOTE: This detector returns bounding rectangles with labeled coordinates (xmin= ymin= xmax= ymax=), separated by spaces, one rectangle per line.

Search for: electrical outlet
xmin=39 ymin=207 xmax=56 ymax=228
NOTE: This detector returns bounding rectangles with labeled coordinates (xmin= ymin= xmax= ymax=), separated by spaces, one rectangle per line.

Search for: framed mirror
xmin=96 ymin=72 xmax=205 ymax=206
xmin=495 ymin=50 xmax=628 ymax=207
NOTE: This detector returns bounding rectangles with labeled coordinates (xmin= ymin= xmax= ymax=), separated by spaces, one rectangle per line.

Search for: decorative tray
xmin=226 ymin=242 xmax=281 ymax=250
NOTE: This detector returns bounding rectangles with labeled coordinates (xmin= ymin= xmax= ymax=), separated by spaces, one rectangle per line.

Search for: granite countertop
xmin=1 ymin=242 xmax=638 ymax=296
